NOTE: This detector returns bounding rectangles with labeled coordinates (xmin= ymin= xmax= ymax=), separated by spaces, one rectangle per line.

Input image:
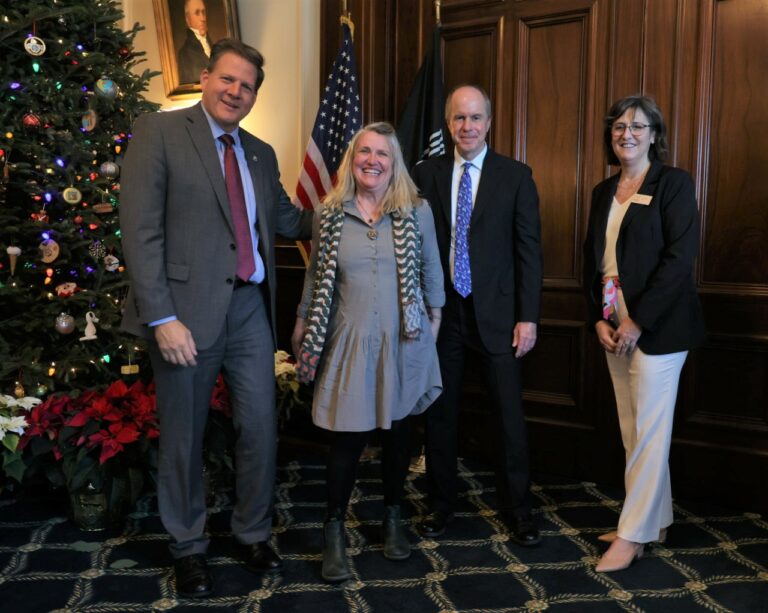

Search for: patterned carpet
xmin=1 ymin=454 xmax=767 ymax=612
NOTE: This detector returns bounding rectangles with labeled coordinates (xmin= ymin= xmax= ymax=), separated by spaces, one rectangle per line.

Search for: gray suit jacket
xmin=120 ymin=102 xmax=311 ymax=350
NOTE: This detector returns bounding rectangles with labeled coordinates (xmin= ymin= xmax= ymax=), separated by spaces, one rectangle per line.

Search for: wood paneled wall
xmin=301 ymin=0 xmax=768 ymax=510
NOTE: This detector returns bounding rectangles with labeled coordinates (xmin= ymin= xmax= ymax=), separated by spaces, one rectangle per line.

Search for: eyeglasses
xmin=612 ymin=122 xmax=651 ymax=136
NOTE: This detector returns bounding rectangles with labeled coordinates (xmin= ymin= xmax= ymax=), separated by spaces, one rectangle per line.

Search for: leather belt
xmin=233 ymin=278 xmax=257 ymax=290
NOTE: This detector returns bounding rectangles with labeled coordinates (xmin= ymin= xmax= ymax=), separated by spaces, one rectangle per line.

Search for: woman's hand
xmin=597 ymin=316 xmax=642 ymax=356
xmin=428 ymin=307 xmax=442 ymax=341
xmin=595 ymin=320 xmax=619 ymax=354
xmin=291 ymin=317 xmax=308 ymax=360
xmin=612 ymin=316 xmax=642 ymax=356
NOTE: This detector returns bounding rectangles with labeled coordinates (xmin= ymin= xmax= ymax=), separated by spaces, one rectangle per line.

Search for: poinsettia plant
xmin=19 ymin=379 xmax=159 ymax=492
xmin=1 ymin=394 xmax=41 ymax=483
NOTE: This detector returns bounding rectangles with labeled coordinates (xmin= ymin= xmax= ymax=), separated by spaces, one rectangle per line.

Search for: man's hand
xmin=155 ymin=320 xmax=197 ymax=367
xmin=512 ymin=321 xmax=537 ymax=358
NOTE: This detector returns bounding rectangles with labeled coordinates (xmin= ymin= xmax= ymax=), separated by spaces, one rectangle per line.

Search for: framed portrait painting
xmin=152 ymin=0 xmax=240 ymax=99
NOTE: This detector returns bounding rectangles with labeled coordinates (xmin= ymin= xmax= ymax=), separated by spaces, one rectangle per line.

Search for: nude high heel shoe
xmin=595 ymin=537 xmax=644 ymax=573
xmin=598 ymin=527 xmax=667 ymax=544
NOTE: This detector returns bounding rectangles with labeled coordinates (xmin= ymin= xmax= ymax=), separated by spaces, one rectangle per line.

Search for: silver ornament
xmin=55 ymin=312 xmax=76 ymax=334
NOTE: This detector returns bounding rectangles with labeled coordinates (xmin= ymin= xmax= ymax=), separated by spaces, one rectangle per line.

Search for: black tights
xmin=325 ymin=417 xmax=411 ymax=519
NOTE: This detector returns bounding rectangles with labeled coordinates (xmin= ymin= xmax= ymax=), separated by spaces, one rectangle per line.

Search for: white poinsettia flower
xmin=0 ymin=395 xmax=41 ymax=411
xmin=0 ymin=415 xmax=28 ymax=436
xmin=15 ymin=396 xmax=42 ymax=410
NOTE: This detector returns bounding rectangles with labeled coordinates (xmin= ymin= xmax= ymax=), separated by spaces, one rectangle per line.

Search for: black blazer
xmin=413 ymin=148 xmax=543 ymax=354
xmin=583 ymin=160 xmax=705 ymax=354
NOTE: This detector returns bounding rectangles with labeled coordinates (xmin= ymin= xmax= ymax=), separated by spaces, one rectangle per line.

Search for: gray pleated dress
xmin=298 ymin=200 xmax=445 ymax=432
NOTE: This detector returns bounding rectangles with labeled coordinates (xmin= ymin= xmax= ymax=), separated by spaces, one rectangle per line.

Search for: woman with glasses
xmin=583 ymin=95 xmax=705 ymax=572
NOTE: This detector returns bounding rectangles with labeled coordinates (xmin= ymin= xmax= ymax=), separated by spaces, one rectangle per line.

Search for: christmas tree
xmin=0 ymin=1 xmax=159 ymax=398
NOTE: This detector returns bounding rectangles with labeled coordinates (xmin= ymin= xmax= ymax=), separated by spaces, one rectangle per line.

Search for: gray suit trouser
xmin=149 ymin=283 xmax=276 ymax=559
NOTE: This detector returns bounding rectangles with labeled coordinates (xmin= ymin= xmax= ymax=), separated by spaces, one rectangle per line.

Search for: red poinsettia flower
xmin=210 ymin=374 xmax=232 ymax=417
xmin=88 ymin=421 xmax=141 ymax=464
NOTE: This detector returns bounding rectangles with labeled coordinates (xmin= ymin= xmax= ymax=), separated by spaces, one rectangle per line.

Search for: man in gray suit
xmin=120 ymin=39 xmax=310 ymax=598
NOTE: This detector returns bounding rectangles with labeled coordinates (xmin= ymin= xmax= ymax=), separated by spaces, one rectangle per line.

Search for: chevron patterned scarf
xmin=297 ymin=204 xmax=422 ymax=383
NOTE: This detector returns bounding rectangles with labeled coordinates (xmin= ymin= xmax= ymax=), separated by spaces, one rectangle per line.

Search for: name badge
xmin=630 ymin=194 xmax=653 ymax=206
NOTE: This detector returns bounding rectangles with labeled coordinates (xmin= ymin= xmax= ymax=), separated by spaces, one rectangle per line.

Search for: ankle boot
xmin=322 ymin=519 xmax=352 ymax=582
xmin=382 ymin=505 xmax=411 ymax=560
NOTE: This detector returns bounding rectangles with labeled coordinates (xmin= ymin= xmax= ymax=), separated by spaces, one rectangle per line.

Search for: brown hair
xmin=604 ymin=95 xmax=668 ymax=165
xmin=207 ymin=38 xmax=265 ymax=92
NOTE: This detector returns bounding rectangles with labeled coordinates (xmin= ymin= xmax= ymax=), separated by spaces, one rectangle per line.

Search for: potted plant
xmin=19 ymin=379 xmax=159 ymax=530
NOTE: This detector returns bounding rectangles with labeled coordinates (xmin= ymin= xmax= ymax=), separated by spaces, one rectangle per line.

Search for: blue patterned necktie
xmin=454 ymin=161 xmax=473 ymax=297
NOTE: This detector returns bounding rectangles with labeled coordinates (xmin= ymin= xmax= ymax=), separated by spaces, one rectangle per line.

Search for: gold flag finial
xmin=340 ymin=0 xmax=354 ymax=40
xmin=435 ymin=0 xmax=441 ymax=25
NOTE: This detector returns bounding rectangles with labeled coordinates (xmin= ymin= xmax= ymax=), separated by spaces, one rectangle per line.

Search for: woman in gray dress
xmin=292 ymin=122 xmax=445 ymax=582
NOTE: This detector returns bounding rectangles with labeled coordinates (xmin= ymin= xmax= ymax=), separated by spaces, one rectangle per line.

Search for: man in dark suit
xmin=412 ymin=84 xmax=543 ymax=545
xmin=177 ymin=0 xmax=212 ymax=84
xmin=120 ymin=39 xmax=311 ymax=597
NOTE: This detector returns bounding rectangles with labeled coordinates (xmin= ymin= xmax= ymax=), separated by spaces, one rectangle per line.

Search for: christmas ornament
xmin=81 ymin=110 xmax=98 ymax=132
xmin=6 ymin=245 xmax=21 ymax=275
xmin=54 ymin=312 xmax=75 ymax=334
xmin=103 ymin=254 xmax=119 ymax=271
xmin=55 ymin=281 xmax=78 ymax=297
xmin=121 ymin=363 xmax=140 ymax=375
xmin=24 ymin=36 xmax=46 ymax=57
xmin=79 ymin=311 xmax=99 ymax=341
xmin=62 ymin=186 xmax=82 ymax=204
xmin=34 ymin=209 xmax=49 ymax=223
xmin=95 ymin=77 xmax=118 ymax=99
xmin=99 ymin=161 xmax=119 ymax=178
xmin=14 ymin=382 xmax=26 ymax=398
xmin=92 ymin=202 xmax=114 ymax=214
xmin=35 ymin=383 xmax=47 ymax=396
xmin=118 ymin=47 xmax=131 ymax=59
xmin=22 ymin=112 xmax=42 ymax=130
xmin=88 ymin=240 xmax=106 ymax=259
xmin=39 ymin=238 xmax=60 ymax=263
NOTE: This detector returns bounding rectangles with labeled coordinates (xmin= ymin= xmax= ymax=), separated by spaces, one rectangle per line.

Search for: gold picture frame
xmin=152 ymin=0 xmax=240 ymax=99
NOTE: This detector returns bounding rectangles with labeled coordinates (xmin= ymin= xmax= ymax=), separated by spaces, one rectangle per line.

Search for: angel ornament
xmin=79 ymin=311 xmax=99 ymax=341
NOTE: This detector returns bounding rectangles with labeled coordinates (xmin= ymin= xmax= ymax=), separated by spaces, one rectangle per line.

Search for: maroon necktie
xmin=219 ymin=134 xmax=256 ymax=282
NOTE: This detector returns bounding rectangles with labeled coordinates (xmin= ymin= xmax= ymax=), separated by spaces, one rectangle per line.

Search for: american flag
xmin=295 ymin=22 xmax=362 ymax=211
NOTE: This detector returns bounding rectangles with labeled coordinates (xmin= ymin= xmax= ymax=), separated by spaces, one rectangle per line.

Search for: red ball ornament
xmin=74 ymin=215 xmax=84 ymax=224
xmin=118 ymin=47 xmax=132 ymax=59
xmin=22 ymin=112 xmax=42 ymax=130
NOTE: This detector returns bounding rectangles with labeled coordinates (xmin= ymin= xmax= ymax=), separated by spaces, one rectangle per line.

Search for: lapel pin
xmin=252 ymin=155 xmax=258 ymax=162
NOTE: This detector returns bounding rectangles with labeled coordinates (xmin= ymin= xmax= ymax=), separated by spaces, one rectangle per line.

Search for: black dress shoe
xmin=418 ymin=510 xmax=454 ymax=538
xmin=241 ymin=541 xmax=284 ymax=575
xmin=174 ymin=554 xmax=213 ymax=598
xmin=508 ymin=514 xmax=541 ymax=547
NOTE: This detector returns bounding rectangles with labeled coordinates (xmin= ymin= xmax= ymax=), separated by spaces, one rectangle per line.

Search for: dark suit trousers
xmin=425 ymin=290 xmax=532 ymax=517
xmin=149 ymin=283 xmax=276 ymax=558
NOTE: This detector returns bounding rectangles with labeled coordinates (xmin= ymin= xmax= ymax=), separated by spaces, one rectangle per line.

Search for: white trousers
xmin=605 ymin=346 xmax=688 ymax=543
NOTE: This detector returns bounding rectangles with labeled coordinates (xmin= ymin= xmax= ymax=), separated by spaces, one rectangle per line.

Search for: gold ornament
xmin=39 ymin=239 xmax=60 ymax=263
xmin=24 ymin=36 xmax=46 ymax=56
xmin=62 ymin=186 xmax=83 ymax=204
xmin=14 ymin=381 xmax=25 ymax=398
